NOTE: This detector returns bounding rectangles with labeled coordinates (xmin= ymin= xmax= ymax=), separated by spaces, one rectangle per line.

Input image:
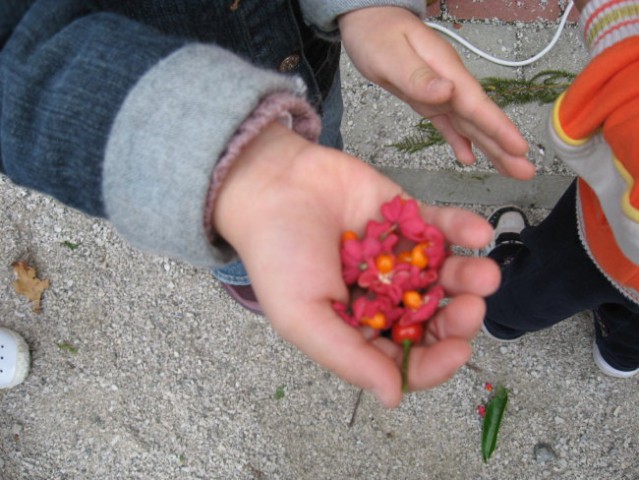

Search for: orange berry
xmin=397 ymin=251 xmax=413 ymax=264
xmin=402 ymin=290 xmax=423 ymax=310
xmin=361 ymin=312 xmax=386 ymax=330
xmin=341 ymin=230 xmax=358 ymax=243
xmin=375 ymin=253 xmax=395 ymax=274
xmin=411 ymin=243 xmax=429 ymax=269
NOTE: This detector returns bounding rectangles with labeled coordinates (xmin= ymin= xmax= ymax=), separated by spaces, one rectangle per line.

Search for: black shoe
xmin=592 ymin=309 xmax=639 ymax=378
xmin=482 ymin=318 xmax=526 ymax=342
xmin=479 ymin=206 xmax=530 ymax=258
xmin=480 ymin=207 xmax=530 ymax=342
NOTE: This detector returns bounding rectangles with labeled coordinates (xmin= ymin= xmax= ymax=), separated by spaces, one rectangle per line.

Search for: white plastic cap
xmin=0 ymin=327 xmax=30 ymax=389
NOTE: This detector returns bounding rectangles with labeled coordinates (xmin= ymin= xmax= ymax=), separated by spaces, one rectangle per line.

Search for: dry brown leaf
xmin=12 ymin=260 xmax=50 ymax=313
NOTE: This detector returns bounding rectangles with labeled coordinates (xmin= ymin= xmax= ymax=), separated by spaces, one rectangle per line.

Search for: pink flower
xmin=340 ymin=237 xmax=382 ymax=284
xmin=365 ymin=220 xmax=399 ymax=252
xmin=398 ymin=284 xmax=445 ymax=325
xmin=419 ymin=226 xmax=446 ymax=269
xmin=396 ymin=265 xmax=439 ymax=291
xmin=332 ymin=301 xmax=359 ymax=327
xmin=358 ymin=260 xmax=411 ymax=305
xmin=333 ymin=195 xmax=450 ymax=336
xmin=352 ymin=295 xmax=403 ymax=328
xmin=381 ymin=196 xmax=429 ymax=242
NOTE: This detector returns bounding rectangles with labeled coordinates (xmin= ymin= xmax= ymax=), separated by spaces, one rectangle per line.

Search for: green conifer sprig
xmin=391 ymin=69 xmax=576 ymax=154
xmin=481 ymin=70 xmax=576 ymax=107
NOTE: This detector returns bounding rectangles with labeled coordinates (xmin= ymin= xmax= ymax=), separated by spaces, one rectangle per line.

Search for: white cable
xmin=425 ymin=1 xmax=574 ymax=67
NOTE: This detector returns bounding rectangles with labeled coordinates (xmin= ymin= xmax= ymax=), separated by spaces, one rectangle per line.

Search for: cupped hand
xmin=213 ymin=122 xmax=500 ymax=407
xmin=339 ymin=6 xmax=535 ymax=180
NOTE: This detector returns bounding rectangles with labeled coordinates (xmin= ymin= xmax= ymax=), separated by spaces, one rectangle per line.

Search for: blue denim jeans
xmin=484 ymin=180 xmax=639 ymax=370
xmin=212 ymin=69 xmax=344 ymax=285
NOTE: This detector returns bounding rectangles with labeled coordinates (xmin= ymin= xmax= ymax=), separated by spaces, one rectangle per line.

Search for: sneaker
xmin=479 ymin=206 xmax=530 ymax=342
xmin=593 ymin=340 xmax=639 ymax=378
xmin=221 ymin=283 xmax=264 ymax=315
xmin=0 ymin=327 xmax=30 ymax=389
xmin=479 ymin=206 xmax=530 ymax=257
xmin=482 ymin=321 xmax=525 ymax=342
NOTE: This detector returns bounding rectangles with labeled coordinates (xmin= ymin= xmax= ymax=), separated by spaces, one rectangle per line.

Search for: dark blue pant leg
xmin=485 ymin=180 xmax=639 ymax=368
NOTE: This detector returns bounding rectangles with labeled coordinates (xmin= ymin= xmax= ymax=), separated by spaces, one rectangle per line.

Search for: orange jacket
xmin=550 ymin=36 xmax=639 ymax=302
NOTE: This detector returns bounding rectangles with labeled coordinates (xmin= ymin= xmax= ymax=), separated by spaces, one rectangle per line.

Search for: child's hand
xmin=339 ymin=6 xmax=535 ymax=180
xmin=213 ymin=122 xmax=500 ymax=407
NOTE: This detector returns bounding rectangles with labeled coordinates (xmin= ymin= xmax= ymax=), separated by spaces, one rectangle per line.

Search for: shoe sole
xmin=221 ymin=283 xmax=264 ymax=315
xmin=592 ymin=340 xmax=639 ymax=378
xmin=481 ymin=322 xmax=524 ymax=343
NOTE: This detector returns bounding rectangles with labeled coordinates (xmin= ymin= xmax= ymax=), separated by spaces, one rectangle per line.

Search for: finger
xmin=418 ymin=204 xmax=494 ymax=249
xmin=429 ymin=114 xmax=476 ymax=164
xmin=423 ymin=294 xmax=485 ymax=345
xmin=438 ymin=256 xmax=501 ymax=297
xmin=454 ymin=98 xmax=531 ymax=158
xmin=270 ymin=302 xmax=404 ymax=408
xmin=406 ymin=29 xmax=531 ymax=162
xmin=407 ymin=338 xmax=472 ymax=390
xmin=366 ymin=40 xmax=455 ymax=107
xmin=449 ymin=114 xmax=535 ymax=180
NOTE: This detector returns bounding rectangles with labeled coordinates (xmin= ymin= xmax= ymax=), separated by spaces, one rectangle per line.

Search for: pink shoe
xmin=221 ymin=283 xmax=264 ymax=315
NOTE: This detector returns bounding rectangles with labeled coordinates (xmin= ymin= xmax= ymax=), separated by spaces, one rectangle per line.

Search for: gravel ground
xmin=2 ymin=18 xmax=638 ymax=480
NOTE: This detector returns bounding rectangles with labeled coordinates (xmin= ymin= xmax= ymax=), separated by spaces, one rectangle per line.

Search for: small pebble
xmin=534 ymin=443 xmax=557 ymax=465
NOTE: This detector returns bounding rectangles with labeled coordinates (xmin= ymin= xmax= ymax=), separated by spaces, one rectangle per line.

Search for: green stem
xmin=401 ymin=340 xmax=412 ymax=392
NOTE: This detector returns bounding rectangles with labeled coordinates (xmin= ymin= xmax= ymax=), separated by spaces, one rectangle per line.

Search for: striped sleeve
xmin=579 ymin=0 xmax=639 ymax=57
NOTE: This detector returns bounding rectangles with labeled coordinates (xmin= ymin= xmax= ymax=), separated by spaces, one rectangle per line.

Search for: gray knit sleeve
xmin=299 ymin=0 xmax=426 ymax=39
xmin=103 ymin=44 xmax=311 ymax=268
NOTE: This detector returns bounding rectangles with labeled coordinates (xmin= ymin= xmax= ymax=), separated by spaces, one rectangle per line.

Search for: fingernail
xmin=373 ymin=387 xmax=400 ymax=408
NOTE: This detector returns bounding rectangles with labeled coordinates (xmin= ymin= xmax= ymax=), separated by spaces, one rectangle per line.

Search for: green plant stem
xmin=401 ymin=340 xmax=412 ymax=392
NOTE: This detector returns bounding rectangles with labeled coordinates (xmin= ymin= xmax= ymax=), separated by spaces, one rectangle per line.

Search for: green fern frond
xmin=390 ymin=119 xmax=445 ymax=152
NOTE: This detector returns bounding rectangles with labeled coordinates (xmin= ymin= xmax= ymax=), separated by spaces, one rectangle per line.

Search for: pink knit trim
xmin=203 ymin=92 xmax=321 ymax=248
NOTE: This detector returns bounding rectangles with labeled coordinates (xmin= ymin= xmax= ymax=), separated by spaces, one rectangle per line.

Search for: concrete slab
xmin=378 ymin=168 xmax=574 ymax=207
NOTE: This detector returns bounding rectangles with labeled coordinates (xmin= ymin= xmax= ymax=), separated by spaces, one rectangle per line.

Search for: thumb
xmin=270 ymin=300 xmax=404 ymax=408
xmin=407 ymin=66 xmax=454 ymax=105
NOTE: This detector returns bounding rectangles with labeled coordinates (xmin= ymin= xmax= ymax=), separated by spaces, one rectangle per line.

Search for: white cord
xmin=425 ymin=1 xmax=574 ymax=67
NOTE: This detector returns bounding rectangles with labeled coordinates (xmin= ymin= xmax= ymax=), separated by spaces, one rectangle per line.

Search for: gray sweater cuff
xmin=299 ymin=0 xmax=426 ymax=39
xmin=103 ymin=44 xmax=309 ymax=268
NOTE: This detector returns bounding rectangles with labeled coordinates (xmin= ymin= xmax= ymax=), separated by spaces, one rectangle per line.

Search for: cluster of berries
xmin=476 ymin=382 xmax=495 ymax=417
xmin=332 ymin=195 xmax=448 ymax=389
